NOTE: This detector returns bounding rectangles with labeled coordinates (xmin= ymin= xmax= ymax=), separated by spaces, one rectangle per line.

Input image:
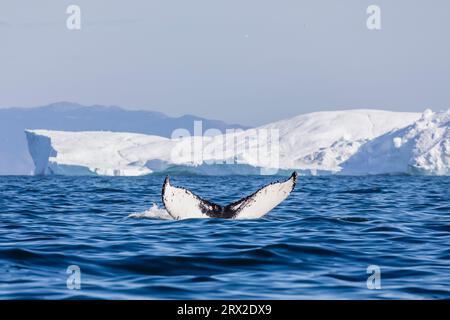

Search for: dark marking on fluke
xmin=162 ymin=172 xmax=297 ymax=219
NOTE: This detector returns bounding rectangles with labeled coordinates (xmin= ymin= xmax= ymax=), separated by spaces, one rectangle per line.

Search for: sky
xmin=1 ymin=0 xmax=449 ymax=126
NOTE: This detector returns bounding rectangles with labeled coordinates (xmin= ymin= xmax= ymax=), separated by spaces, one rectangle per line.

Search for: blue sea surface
xmin=0 ymin=175 xmax=449 ymax=299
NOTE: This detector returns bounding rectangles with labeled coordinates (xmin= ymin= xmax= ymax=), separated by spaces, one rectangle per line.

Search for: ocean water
xmin=0 ymin=175 xmax=449 ymax=299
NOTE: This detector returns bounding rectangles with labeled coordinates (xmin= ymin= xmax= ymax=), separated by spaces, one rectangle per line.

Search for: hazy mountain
xmin=0 ymin=102 xmax=248 ymax=175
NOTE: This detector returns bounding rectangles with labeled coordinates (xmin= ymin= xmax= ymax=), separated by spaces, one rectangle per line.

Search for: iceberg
xmin=259 ymin=109 xmax=421 ymax=173
xmin=25 ymin=109 xmax=445 ymax=176
xmin=25 ymin=130 xmax=172 ymax=176
xmin=342 ymin=109 xmax=450 ymax=175
xmin=0 ymin=102 xmax=247 ymax=175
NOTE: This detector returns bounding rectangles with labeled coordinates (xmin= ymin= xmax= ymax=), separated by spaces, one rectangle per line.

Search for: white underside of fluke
xmin=162 ymin=173 xmax=297 ymax=220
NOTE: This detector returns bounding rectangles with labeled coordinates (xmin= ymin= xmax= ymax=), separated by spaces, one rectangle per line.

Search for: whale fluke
xmin=162 ymin=172 xmax=297 ymax=220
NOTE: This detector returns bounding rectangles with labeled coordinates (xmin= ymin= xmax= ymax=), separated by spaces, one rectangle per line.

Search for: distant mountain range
xmin=0 ymin=102 xmax=248 ymax=175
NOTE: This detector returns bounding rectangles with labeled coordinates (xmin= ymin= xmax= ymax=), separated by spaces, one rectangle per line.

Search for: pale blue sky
xmin=1 ymin=0 xmax=449 ymax=125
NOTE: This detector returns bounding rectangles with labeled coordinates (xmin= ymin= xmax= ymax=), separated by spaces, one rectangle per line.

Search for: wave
xmin=128 ymin=203 xmax=173 ymax=220
xmin=339 ymin=187 xmax=383 ymax=194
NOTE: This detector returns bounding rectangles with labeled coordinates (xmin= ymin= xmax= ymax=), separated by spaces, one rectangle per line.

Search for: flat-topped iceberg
xmin=25 ymin=109 xmax=449 ymax=176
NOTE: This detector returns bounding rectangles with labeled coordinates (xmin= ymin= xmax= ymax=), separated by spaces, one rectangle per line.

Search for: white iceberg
xmin=259 ymin=109 xmax=421 ymax=173
xmin=26 ymin=109 xmax=440 ymax=176
xmin=342 ymin=109 xmax=450 ymax=175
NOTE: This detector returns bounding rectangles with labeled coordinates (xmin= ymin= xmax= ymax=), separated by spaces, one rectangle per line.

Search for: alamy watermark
xmin=66 ymin=265 xmax=81 ymax=290
xmin=66 ymin=5 xmax=81 ymax=30
xmin=170 ymin=121 xmax=280 ymax=175
xmin=367 ymin=265 xmax=381 ymax=289
xmin=64 ymin=5 xmax=381 ymax=32
xmin=367 ymin=5 xmax=382 ymax=30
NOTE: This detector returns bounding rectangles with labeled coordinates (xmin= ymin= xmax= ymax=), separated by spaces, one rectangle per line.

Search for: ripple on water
xmin=0 ymin=175 xmax=449 ymax=299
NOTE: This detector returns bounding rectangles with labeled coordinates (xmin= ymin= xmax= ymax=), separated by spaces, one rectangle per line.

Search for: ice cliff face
xmin=0 ymin=102 xmax=247 ymax=175
xmin=25 ymin=131 xmax=172 ymax=176
xmin=24 ymin=109 xmax=449 ymax=176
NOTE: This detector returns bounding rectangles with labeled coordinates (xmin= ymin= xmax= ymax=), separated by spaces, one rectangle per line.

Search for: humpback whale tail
xmin=162 ymin=172 xmax=297 ymax=220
